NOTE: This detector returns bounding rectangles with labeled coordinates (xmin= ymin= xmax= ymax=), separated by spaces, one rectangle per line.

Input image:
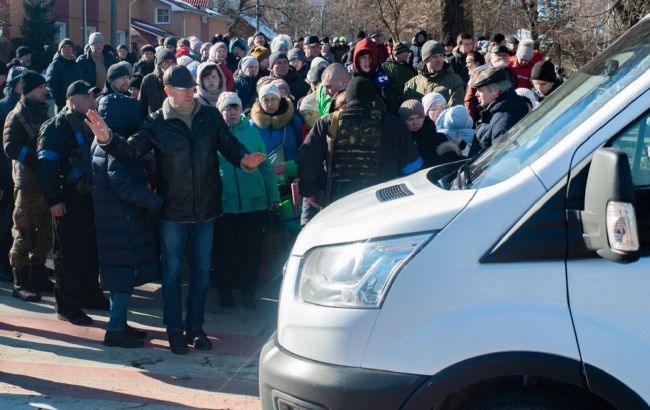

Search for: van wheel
xmin=458 ymin=389 xmax=583 ymax=410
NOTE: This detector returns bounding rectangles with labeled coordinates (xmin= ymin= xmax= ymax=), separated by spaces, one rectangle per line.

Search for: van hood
xmin=292 ymin=169 xmax=476 ymax=255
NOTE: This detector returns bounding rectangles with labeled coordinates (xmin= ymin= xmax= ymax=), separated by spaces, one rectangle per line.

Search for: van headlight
xmin=298 ymin=233 xmax=434 ymax=308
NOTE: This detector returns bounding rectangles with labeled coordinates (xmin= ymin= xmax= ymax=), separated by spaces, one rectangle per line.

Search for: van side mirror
xmin=581 ymin=148 xmax=640 ymax=263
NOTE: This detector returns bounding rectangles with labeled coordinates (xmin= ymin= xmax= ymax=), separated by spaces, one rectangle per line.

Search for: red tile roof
xmin=183 ymin=0 xmax=211 ymax=8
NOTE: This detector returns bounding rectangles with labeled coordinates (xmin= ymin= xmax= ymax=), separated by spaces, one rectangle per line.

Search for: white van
xmin=259 ymin=16 xmax=650 ymax=410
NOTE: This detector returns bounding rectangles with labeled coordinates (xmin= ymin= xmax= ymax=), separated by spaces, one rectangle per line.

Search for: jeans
xmin=160 ymin=219 xmax=215 ymax=334
xmin=107 ymin=291 xmax=131 ymax=331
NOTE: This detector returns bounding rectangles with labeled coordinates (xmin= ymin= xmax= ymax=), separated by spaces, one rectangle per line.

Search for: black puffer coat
xmin=45 ymin=53 xmax=82 ymax=110
xmin=92 ymin=142 xmax=162 ymax=292
xmin=101 ymin=99 xmax=249 ymax=223
xmin=469 ymin=88 xmax=529 ymax=157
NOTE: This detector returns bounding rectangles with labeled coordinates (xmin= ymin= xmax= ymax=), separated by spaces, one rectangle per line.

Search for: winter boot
xmin=29 ymin=265 xmax=55 ymax=292
xmin=12 ymin=267 xmax=41 ymax=302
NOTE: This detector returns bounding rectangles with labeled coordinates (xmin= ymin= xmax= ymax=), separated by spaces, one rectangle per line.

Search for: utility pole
xmin=111 ymin=0 xmax=118 ymax=46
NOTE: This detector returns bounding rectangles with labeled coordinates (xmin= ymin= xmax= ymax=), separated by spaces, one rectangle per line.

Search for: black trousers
xmin=53 ymin=189 xmax=100 ymax=315
xmin=0 ymin=190 xmax=13 ymax=269
xmin=213 ymin=211 xmax=267 ymax=295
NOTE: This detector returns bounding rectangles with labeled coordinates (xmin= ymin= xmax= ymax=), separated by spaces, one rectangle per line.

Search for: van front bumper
xmin=259 ymin=334 xmax=427 ymax=410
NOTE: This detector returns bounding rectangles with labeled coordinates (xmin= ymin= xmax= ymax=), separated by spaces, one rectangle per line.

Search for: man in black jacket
xmin=138 ymin=49 xmax=176 ymax=121
xmin=133 ymin=44 xmax=156 ymax=78
xmin=46 ymin=38 xmax=82 ymax=111
xmin=37 ymin=80 xmax=108 ymax=326
xmin=76 ymin=32 xmax=116 ymax=88
xmin=269 ymin=51 xmax=309 ymax=101
xmin=85 ymin=66 xmax=266 ymax=355
xmin=447 ymin=32 xmax=475 ymax=84
xmin=3 ymin=71 xmax=54 ymax=301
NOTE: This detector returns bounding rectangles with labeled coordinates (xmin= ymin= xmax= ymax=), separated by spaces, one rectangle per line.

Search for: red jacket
xmin=508 ymin=50 xmax=543 ymax=89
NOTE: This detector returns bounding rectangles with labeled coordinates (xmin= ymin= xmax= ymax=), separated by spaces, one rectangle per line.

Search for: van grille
xmin=376 ymin=183 xmax=413 ymax=202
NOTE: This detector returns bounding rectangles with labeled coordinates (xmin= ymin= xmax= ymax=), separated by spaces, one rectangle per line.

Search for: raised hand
xmin=84 ymin=110 xmax=111 ymax=143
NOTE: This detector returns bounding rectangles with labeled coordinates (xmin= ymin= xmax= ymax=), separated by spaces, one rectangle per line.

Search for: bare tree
xmin=441 ymin=0 xmax=474 ymax=39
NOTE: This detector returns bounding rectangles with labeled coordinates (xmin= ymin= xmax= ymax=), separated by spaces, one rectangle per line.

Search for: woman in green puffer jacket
xmin=212 ymin=92 xmax=280 ymax=310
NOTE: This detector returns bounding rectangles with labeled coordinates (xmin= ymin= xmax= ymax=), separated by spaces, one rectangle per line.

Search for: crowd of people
xmin=0 ymin=26 xmax=564 ymax=354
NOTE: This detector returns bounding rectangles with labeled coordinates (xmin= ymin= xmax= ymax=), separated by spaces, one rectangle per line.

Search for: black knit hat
xmin=490 ymin=45 xmax=511 ymax=55
xmin=490 ymin=33 xmax=505 ymax=44
xmin=345 ymin=76 xmax=375 ymax=104
xmin=16 ymin=46 xmax=31 ymax=58
xmin=164 ymin=37 xmax=178 ymax=47
xmin=107 ymin=63 xmax=131 ymax=83
xmin=129 ymin=74 xmax=143 ymax=90
xmin=117 ymin=44 xmax=128 ymax=51
xmin=19 ymin=70 xmax=45 ymax=95
xmin=531 ymin=59 xmax=556 ymax=83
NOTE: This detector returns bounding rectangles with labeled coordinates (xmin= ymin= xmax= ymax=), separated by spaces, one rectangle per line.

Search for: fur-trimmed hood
xmin=250 ymin=97 xmax=295 ymax=129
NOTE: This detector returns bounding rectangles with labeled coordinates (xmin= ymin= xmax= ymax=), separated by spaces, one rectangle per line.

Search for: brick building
xmin=0 ymin=0 xmax=232 ymax=51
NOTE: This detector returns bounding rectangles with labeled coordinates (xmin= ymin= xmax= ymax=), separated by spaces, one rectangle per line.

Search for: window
xmin=610 ymin=111 xmax=650 ymax=187
xmin=155 ymin=7 xmax=170 ymax=24
xmin=54 ymin=22 xmax=67 ymax=43
xmin=85 ymin=26 xmax=96 ymax=44
xmin=609 ymin=110 xmax=650 ymax=251
xmin=116 ymin=30 xmax=126 ymax=46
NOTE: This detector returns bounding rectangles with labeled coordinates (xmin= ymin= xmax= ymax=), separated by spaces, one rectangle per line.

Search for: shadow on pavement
xmin=0 ymin=373 xmax=195 ymax=408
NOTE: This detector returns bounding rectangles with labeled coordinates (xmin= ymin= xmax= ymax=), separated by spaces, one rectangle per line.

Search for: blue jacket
xmin=234 ymin=75 xmax=259 ymax=110
xmin=97 ymin=91 xmax=142 ymax=137
xmin=92 ymin=142 xmax=162 ymax=292
xmin=250 ymin=98 xmax=303 ymax=162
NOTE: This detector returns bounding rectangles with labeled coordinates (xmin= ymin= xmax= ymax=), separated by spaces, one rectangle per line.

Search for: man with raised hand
xmin=85 ymin=65 xmax=265 ymax=355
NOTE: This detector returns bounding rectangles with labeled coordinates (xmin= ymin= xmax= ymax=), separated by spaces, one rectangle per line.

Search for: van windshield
xmin=452 ymin=18 xmax=650 ymax=190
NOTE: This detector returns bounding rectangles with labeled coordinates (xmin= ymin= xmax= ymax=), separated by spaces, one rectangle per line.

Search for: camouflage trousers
xmin=10 ymin=189 xmax=53 ymax=268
